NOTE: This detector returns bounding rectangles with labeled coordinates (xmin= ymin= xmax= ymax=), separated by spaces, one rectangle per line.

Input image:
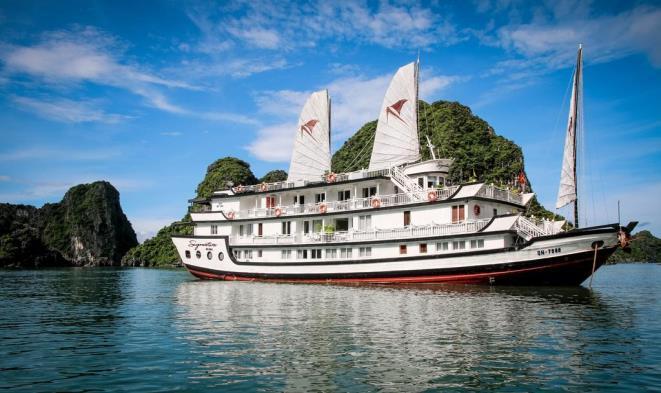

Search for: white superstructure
xmin=173 ymin=55 xmax=630 ymax=285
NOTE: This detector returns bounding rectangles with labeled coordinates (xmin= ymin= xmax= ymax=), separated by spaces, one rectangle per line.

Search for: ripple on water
xmin=0 ymin=265 xmax=660 ymax=392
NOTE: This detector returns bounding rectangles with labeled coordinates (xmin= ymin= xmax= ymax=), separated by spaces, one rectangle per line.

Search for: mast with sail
xmin=368 ymin=62 xmax=420 ymax=171
xmin=556 ymin=45 xmax=583 ymax=228
xmin=287 ymin=90 xmax=331 ymax=182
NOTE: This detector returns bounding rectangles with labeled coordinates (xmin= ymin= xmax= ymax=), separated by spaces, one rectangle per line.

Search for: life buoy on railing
xmin=371 ymin=198 xmax=381 ymax=208
xmin=473 ymin=205 xmax=481 ymax=216
xmin=259 ymin=183 xmax=268 ymax=192
xmin=226 ymin=211 xmax=236 ymax=220
xmin=274 ymin=207 xmax=283 ymax=217
xmin=319 ymin=203 xmax=328 ymax=214
xmin=427 ymin=191 xmax=438 ymax=202
xmin=326 ymin=173 xmax=337 ymax=183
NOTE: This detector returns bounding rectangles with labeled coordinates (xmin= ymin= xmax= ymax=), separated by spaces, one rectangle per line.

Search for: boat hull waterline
xmin=173 ymin=226 xmax=620 ymax=286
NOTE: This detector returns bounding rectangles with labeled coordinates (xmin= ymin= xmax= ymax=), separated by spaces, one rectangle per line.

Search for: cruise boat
xmin=172 ymin=48 xmax=635 ymax=285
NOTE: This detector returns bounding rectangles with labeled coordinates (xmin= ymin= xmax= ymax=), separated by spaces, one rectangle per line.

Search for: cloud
xmin=0 ymin=175 xmax=10 ymax=181
xmin=130 ymin=216 xmax=180 ymax=243
xmin=248 ymin=67 xmax=463 ymax=162
xmin=0 ymin=147 xmax=121 ymax=161
xmin=186 ymin=1 xmax=464 ymax=51
xmin=0 ymin=26 xmax=251 ymax=125
xmin=0 ymin=176 xmax=148 ymax=203
xmin=245 ymin=122 xmax=297 ymax=163
xmin=160 ymin=131 xmax=182 ymax=137
xmin=11 ymin=95 xmax=128 ymax=123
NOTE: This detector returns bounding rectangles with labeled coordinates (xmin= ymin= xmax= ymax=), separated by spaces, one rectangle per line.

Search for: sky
xmin=0 ymin=0 xmax=659 ymax=241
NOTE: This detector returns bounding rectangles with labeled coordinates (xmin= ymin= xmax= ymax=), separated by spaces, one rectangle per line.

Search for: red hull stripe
xmin=184 ymin=258 xmax=594 ymax=284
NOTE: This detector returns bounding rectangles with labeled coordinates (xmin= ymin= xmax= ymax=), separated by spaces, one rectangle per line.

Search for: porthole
xmin=207 ymin=251 xmax=212 ymax=260
xmin=196 ymin=251 xmax=201 ymax=259
xmin=218 ymin=252 xmax=225 ymax=261
xmin=185 ymin=250 xmax=191 ymax=259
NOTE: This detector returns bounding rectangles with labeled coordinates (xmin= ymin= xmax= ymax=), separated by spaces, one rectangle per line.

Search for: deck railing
xmin=232 ymin=186 xmax=460 ymax=219
xmin=231 ymin=219 xmax=491 ymax=245
xmin=477 ymin=184 xmax=523 ymax=205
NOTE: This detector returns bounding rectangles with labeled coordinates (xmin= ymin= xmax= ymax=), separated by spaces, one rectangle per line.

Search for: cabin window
xmin=298 ymin=195 xmax=305 ymax=205
xmin=185 ymin=250 xmax=191 ymax=259
xmin=335 ymin=218 xmax=349 ymax=232
xmin=362 ymin=187 xmax=377 ymax=198
xmin=315 ymin=193 xmax=326 ymax=203
xmin=325 ymin=249 xmax=337 ymax=258
xmin=218 ymin=252 xmax=224 ymax=261
xmin=452 ymin=241 xmax=466 ymax=250
xmin=297 ymin=249 xmax=308 ymax=259
xmin=359 ymin=247 xmax=372 ymax=257
xmin=245 ymin=224 xmax=253 ymax=236
xmin=311 ymin=249 xmax=322 ymax=259
xmin=281 ymin=221 xmax=291 ymax=235
xmin=303 ymin=221 xmax=310 ymax=234
xmin=281 ymin=250 xmax=291 ymax=259
xmin=207 ymin=251 xmax=212 ymax=260
xmin=358 ymin=215 xmax=371 ymax=230
xmin=452 ymin=205 xmax=465 ymax=223
xmin=338 ymin=190 xmax=351 ymax=201
xmin=195 ymin=251 xmax=201 ymax=259
xmin=470 ymin=239 xmax=485 ymax=249
xmin=418 ymin=177 xmax=424 ymax=187
xmin=234 ymin=250 xmax=240 ymax=258
xmin=394 ymin=186 xmax=400 ymax=194
xmin=404 ymin=211 xmax=411 ymax=226
xmin=427 ymin=176 xmax=436 ymax=188
xmin=436 ymin=242 xmax=449 ymax=252
xmin=266 ymin=196 xmax=276 ymax=208
xmin=257 ymin=250 xmax=263 ymax=258
xmin=245 ymin=250 xmax=253 ymax=259
xmin=313 ymin=219 xmax=323 ymax=233
xmin=211 ymin=224 xmax=218 ymax=235
xmin=419 ymin=244 xmax=427 ymax=253
xmin=400 ymin=245 xmax=407 ymax=255
xmin=239 ymin=225 xmax=244 ymax=236
xmin=493 ymin=208 xmax=498 ymax=217
xmin=340 ymin=248 xmax=352 ymax=258
xmin=258 ymin=223 xmax=263 ymax=237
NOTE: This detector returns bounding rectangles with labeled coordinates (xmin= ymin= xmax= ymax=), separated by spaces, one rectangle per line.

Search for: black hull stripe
xmin=184 ymin=247 xmax=616 ymax=281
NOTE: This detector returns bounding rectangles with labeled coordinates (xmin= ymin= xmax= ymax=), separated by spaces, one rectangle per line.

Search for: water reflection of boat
xmin=173 ymin=279 xmax=639 ymax=390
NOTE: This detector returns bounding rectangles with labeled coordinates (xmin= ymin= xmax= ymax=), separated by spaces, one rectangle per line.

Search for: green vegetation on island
xmin=608 ymin=230 xmax=660 ymax=263
xmin=0 ymin=181 xmax=137 ymax=268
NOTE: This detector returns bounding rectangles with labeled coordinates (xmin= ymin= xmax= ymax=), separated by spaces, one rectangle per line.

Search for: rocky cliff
xmin=0 ymin=181 xmax=138 ymax=267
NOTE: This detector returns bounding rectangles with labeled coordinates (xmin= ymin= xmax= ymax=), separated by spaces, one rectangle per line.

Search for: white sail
xmin=556 ymin=46 xmax=582 ymax=209
xmin=368 ymin=62 xmax=420 ymax=171
xmin=287 ymin=90 xmax=331 ymax=182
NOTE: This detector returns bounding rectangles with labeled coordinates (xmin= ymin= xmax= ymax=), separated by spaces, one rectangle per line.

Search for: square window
xmin=400 ymin=245 xmax=407 ymax=254
xmin=419 ymin=243 xmax=427 ymax=253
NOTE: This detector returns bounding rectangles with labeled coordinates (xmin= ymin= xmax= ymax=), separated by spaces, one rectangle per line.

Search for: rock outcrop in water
xmin=608 ymin=230 xmax=660 ymax=263
xmin=0 ymin=181 xmax=138 ymax=268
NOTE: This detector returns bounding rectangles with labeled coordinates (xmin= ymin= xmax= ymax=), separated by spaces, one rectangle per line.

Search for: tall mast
xmin=556 ymin=44 xmax=583 ymax=228
xmin=572 ymin=45 xmax=582 ymax=228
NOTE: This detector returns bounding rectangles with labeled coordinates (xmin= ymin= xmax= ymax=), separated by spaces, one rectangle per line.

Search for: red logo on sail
xmin=385 ymin=99 xmax=408 ymax=124
xmin=300 ymin=119 xmax=319 ymax=140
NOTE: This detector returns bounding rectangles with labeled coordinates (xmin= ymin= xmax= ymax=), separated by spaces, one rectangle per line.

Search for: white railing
xmin=514 ymin=216 xmax=558 ymax=240
xmin=231 ymin=219 xmax=491 ymax=245
xmin=231 ymin=186 xmax=460 ymax=219
xmin=477 ymin=184 xmax=523 ymax=205
xmin=227 ymin=168 xmax=392 ymax=195
xmin=390 ymin=165 xmax=424 ymax=196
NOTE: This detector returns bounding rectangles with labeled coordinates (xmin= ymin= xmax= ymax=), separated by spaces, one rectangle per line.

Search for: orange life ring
xmin=259 ymin=183 xmax=268 ymax=192
xmin=319 ymin=203 xmax=327 ymax=214
xmin=371 ymin=198 xmax=381 ymax=208
xmin=226 ymin=211 xmax=236 ymax=220
xmin=274 ymin=207 xmax=283 ymax=217
xmin=427 ymin=191 xmax=438 ymax=202
xmin=473 ymin=205 xmax=481 ymax=216
xmin=326 ymin=173 xmax=337 ymax=183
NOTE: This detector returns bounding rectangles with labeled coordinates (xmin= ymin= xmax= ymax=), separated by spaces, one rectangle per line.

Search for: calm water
xmin=1 ymin=265 xmax=660 ymax=392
